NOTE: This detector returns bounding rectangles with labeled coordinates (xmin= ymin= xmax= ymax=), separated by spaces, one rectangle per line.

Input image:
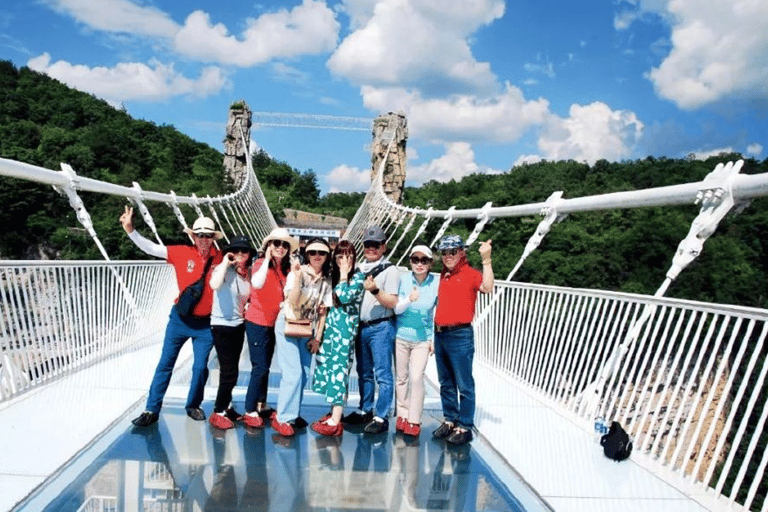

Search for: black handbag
xmin=176 ymin=257 xmax=214 ymax=318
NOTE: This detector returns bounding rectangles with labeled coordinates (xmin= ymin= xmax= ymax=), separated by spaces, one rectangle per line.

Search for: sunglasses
xmin=230 ymin=249 xmax=250 ymax=255
xmin=363 ymin=241 xmax=382 ymax=249
xmin=271 ymin=240 xmax=291 ymax=250
xmin=410 ymin=256 xmax=432 ymax=265
xmin=306 ymin=250 xmax=328 ymax=257
xmin=440 ymin=248 xmax=460 ymax=257
xmin=195 ymin=233 xmax=215 ymax=239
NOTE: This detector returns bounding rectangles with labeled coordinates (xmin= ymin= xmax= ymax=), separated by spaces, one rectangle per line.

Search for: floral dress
xmin=312 ymin=270 xmax=366 ymax=405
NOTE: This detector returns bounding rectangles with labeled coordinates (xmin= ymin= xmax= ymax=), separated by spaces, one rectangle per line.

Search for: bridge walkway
xmin=0 ymin=340 xmax=713 ymax=512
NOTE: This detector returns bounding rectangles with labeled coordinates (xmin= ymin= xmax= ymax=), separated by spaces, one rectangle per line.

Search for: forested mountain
xmin=2 ymin=60 xmax=767 ymax=308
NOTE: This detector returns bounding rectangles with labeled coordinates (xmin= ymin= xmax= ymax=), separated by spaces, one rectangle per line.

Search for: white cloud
xmin=691 ymin=147 xmax=734 ymax=160
xmin=409 ymin=142 xmax=501 ymax=184
xmin=173 ymin=0 xmax=339 ymax=65
xmin=361 ymin=84 xmax=549 ymax=144
xmin=27 ymin=53 xmax=230 ymax=103
xmin=747 ymin=143 xmax=763 ymax=156
xmin=328 ymin=0 xmax=505 ymax=94
xmin=512 ymin=154 xmax=543 ymax=167
xmin=535 ymin=102 xmax=644 ymax=164
xmin=43 ymin=0 xmax=179 ymax=37
xmin=326 ymin=164 xmax=371 ymax=192
xmin=645 ymin=0 xmax=768 ymax=108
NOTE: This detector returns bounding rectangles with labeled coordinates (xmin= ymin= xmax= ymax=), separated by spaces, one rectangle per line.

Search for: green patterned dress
xmin=312 ymin=271 xmax=366 ymax=405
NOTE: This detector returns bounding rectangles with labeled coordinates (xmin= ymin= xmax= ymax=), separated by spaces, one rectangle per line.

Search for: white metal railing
xmin=0 ymin=261 xmax=175 ymax=402
xmin=474 ymin=280 xmax=768 ymax=511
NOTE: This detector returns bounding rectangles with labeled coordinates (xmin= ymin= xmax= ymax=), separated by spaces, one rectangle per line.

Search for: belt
xmin=360 ymin=316 xmax=394 ymax=328
xmin=435 ymin=323 xmax=472 ymax=333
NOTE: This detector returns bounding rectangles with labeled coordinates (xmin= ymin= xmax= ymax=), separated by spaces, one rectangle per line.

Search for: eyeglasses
xmin=440 ymin=248 xmax=460 ymax=257
xmin=271 ymin=240 xmax=291 ymax=250
xmin=195 ymin=233 xmax=215 ymax=239
xmin=306 ymin=250 xmax=328 ymax=257
xmin=410 ymin=256 xmax=432 ymax=265
xmin=363 ymin=241 xmax=382 ymax=249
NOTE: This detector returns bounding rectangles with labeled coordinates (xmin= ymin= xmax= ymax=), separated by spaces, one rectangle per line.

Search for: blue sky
xmin=1 ymin=0 xmax=766 ymax=194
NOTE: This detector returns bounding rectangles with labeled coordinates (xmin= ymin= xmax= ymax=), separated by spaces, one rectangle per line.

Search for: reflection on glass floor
xmin=38 ymin=401 xmax=530 ymax=512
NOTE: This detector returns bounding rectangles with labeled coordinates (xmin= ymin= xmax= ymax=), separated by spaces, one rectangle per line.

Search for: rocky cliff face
xmin=223 ymin=101 xmax=252 ymax=189
xmin=371 ymin=112 xmax=408 ymax=204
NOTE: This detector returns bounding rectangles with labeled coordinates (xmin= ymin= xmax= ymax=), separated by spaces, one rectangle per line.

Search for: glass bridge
xmin=1 ymin=347 xmax=547 ymax=512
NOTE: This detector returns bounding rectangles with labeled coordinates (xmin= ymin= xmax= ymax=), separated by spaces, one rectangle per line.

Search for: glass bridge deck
xmin=29 ymin=399 xmax=535 ymax=512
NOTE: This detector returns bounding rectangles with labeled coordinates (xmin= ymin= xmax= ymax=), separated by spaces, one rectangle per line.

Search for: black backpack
xmin=600 ymin=421 xmax=633 ymax=461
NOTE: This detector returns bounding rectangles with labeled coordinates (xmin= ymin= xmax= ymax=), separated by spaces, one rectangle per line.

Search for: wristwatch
xmin=371 ymin=287 xmax=380 ymax=295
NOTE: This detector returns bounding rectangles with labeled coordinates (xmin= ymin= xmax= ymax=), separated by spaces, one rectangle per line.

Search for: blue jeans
xmin=355 ymin=318 xmax=395 ymax=419
xmin=274 ymin=312 xmax=312 ymax=423
xmin=244 ymin=321 xmax=276 ymax=413
xmin=145 ymin=305 xmax=214 ymax=413
xmin=434 ymin=326 xmax=475 ymax=428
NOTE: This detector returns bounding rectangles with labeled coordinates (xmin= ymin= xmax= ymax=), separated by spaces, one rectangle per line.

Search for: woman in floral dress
xmin=311 ymin=240 xmax=366 ymax=436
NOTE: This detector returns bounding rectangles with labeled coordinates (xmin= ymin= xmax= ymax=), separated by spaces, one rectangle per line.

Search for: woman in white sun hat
xmin=393 ymin=244 xmax=439 ymax=438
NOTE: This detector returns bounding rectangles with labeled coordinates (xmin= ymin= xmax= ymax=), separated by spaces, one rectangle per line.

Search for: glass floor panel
xmin=28 ymin=400 xmax=541 ymax=512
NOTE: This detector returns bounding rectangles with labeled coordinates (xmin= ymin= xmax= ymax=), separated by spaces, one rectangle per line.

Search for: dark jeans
xmin=434 ymin=325 xmax=475 ymax=428
xmin=244 ymin=321 xmax=276 ymax=413
xmin=145 ymin=305 xmax=214 ymax=414
xmin=212 ymin=324 xmax=246 ymax=413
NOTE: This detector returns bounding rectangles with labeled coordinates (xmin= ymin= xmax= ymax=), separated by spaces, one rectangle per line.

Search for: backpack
xmin=600 ymin=421 xmax=633 ymax=461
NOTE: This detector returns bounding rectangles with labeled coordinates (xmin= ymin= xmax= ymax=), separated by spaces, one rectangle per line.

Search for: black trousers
xmin=211 ymin=324 xmax=246 ymax=412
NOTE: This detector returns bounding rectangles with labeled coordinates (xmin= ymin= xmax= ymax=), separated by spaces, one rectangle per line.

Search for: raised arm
xmin=120 ymin=206 xmax=167 ymax=259
xmin=479 ymin=239 xmax=494 ymax=294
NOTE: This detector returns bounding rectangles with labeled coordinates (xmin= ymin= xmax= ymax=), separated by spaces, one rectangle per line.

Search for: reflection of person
xmin=432 ymin=235 xmax=493 ymax=446
xmin=121 ymin=206 xmax=223 ymax=427
xmin=343 ymin=226 xmax=400 ymax=435
xmin=243 ymin=228 xmax=298 ymax=428
xmin=272 ymin=237 xmax=332 ymax=437
xmin=239 ymin=428 xmax=270 ymax=511
xmin=208 ymin=235 xmax=256 ymax=430
xmin=205 ymin=429 xmax=238 ymax=511
xmin=311 ymin=241 xmax=366 ymax=436
xmin=393 ymin=245 xmax=438 ymax=437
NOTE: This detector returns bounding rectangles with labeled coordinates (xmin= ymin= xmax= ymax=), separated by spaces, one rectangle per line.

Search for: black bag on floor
xmin=600 ymin=421 xmax=633 ymax=461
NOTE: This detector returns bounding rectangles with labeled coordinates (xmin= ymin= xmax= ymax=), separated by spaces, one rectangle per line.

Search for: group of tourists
xmin=121 ymin=207 xmax=493 ymax=447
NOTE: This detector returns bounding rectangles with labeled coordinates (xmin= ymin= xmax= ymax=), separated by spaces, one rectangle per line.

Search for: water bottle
xmin=594 ymin=417 xmax=608 ymax=441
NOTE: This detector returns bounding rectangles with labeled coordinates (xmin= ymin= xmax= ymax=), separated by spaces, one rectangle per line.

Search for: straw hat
xmin=261 ymin=227 xmax=299 ymax=253
xmin=184 ymin=217 xmax=223 ymax=240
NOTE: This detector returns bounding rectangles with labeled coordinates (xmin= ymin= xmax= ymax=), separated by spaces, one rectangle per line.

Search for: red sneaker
xmin=244 ymin=414 xmax=264 ymax=428
xmin=396 ymin=416 xmax=407 ymax=432
xmin=209 ymin=413 xmax=235 ymax=430
xmin=271 ymin=416 xmax=295 ymax=437
xmin=403 ymin=422 xmax=421 ymax=437
xmin=312 ymin=420 xmax=343 ymax=437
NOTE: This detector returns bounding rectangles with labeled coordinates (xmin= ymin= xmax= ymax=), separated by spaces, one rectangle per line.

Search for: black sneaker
xmin=432 ymin=421 xmax=455 ymax=439
xmin=224 ymin=408 xmax=243 ymax=423
xmin=364 ymin=417 xmax=389 ymax=434
xmin=291 ymin=416 xmax=308 ymax=429
xmin=186 ymin=407 xmax=206 ymax=421
xmin=132 ymin=411 xmax=159 ymax=427
xmin=342 ymin=410 xmax=373 ymax=425
xmin=446 ymin=427 xmax=473 ymax=446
